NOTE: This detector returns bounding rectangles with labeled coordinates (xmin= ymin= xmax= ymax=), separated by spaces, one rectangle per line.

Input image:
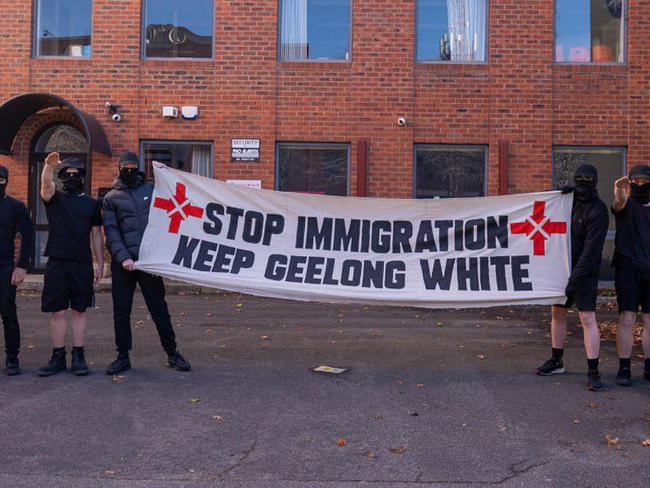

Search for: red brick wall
xmin=1 ymin=0 xmax=649 ymax=200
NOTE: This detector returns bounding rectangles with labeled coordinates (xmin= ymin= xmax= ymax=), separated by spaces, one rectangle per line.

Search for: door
xmin=28 ymin=124 xmax=89 ymax=271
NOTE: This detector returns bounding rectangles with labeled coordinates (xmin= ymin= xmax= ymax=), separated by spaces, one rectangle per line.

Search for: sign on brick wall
xmin=231 ymin=139 xmax=260 ymax=162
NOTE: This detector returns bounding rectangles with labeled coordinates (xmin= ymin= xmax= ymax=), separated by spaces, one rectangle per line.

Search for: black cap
xmin=629 ymin=164 xmax=650 ymax=180
xmin=119 ymin=151 xmax=140 ymax=166
xmin=0 ymin=165 xmax=8 ymax=180
xmin=58 ymin=157 xmax=86 ymax=178
xmin=574 ymin=164 xmax=598 ymax=182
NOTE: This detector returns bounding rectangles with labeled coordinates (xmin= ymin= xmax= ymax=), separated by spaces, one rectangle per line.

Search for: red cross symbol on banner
xmin=153 ymin=182 xmax=205 ymax=234
xmin=510 ymin=201 xmax=567 ymax=256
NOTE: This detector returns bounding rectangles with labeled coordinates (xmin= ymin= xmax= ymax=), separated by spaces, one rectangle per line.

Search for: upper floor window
xmin=555 ymin=0 xmax=625 ymax=63
xmin=279 ymin=0 xmax=351 ymax=61
xmin=35 ymin=0 xmax=92 ymax=57
xmin=143 ymin=0 xmax=214 ymax=58
xmin=416 ymin=0 xmax=487 ymax=62
xmin=415 ymin=145 xmax=487 ymax=198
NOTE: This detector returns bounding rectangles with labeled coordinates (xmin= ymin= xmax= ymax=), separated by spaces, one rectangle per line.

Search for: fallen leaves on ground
xmin=641 ymin=439 xmax=650 ymax=447
xmin=190 ymin=398 xmax=201 ymax=404
xmin=416 ymin=384 xmax=425 ymax=388
xmin=212 ymin=415 xmax=224 ymax=422
xmin=259 ymin=335 xmax=270 ymax=341
xmin=599 ymin=321 xmax=643 ymax=344
xmin=587 ymin=401 xmax=598 ymax=409
xmin=389 ymin=446 xmax=407 ymax=454
xmin=606 ymin=434 xmax=621 ymax=448
xmin=476 ymin=354 xmax=486 ymax=360
xmin=336 ymin=438 xmax=347 ymax=446
xmin=111 ymin=375 xmax=125 ymax=383
xmin=364 ymin=451 xmax=376 ymax=459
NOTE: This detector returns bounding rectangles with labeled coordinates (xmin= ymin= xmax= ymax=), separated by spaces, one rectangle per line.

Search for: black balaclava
xmin=0 ymin=165 xmax=8 ymax=198
xmin=58 ymin=158 xmax=86 ymax=196
xmin=629 ymin=164 xmax=650 ymax=205
xmin=574 ymin=164 xmax=599 ymax=201
xmin=118 ymin=151 xmax=141 ymax=188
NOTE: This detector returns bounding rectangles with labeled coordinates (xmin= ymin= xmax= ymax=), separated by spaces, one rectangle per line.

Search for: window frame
xmin=275 ymin=141 xmax=351 ymax=195
xmin=141 ymin=0 xmax=216 ymax=61
xmin=415 ymin=0 xmax=490 ymax=64
xmin=277 ymin=0 xmax=354 ymax=63
xmin=553 ymin=0 xmax=628 ymax=65
xmin=412 ymin=143 xmax=489 ymax=199
xmin=139 ymin=139 xmax=214 ymax=178
xmin=33 ymin=0 xmax=94 ymax=59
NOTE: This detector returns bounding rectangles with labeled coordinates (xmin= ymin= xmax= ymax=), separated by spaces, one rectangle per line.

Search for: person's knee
xmin=70 ymin=309 xmax=86 ymax=318
xmin=619 ymin=311 xmax=637 ymax=327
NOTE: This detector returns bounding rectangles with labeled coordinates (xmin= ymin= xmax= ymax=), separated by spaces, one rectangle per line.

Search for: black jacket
xmin=103 ymin=175 xmax=153 ymax=264
xmin=568 ymin=194 xmax=609 ymax=284
xmin=0 ymin=194 xmax=34 ymax=269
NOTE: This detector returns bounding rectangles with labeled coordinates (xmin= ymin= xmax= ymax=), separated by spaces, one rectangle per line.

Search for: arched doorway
xmin=29 ymin=124 xmax=89 ymax=270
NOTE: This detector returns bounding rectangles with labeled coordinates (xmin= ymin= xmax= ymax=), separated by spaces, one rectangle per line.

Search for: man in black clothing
xmin=612 ymin=164 xmax=650 ymax=386
xmin=103 ymin=151 xmax=190 ymax=374
xmin=38 ymin=152 xmax=104 ymax=376
xmin=0 ymin=165 xmax=34 ymax=375
xmin=536 ymin=164 xmax=609 ymax=391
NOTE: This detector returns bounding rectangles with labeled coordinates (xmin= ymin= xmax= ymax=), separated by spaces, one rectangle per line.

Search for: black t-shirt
xmin=612 ymin=199 xmax=650 ymax=272
xmin=0 ymin=195 xmax=34 ymax=268
xmin=43 ymin=191 xmax=102 ymax=263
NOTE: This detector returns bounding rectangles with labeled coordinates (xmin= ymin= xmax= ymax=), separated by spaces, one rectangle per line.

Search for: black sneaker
xmin=536 ymin=358 xmax=565 ymax=376
xmin=5 ymin=355 xmax=20 ymax=376
xmin=106 ymin=355 xmax=131 ymax=375
xmin=615 ymin=367 xmax=632 ymax=387
xmin=71 ymin=348 xmax=89 ymax=376
xmin=587 ymin=370 xmax=603 ymax=391
xmin=38 ymin=349 xmax=66 ymax=377
xmin=167 ymin=352 xmax=191 ymax=372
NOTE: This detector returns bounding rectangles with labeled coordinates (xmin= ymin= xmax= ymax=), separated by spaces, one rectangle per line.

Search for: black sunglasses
xmin=575 ymin=176 xmax=594 ymax=183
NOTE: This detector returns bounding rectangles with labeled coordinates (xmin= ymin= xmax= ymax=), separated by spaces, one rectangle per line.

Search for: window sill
xmin=32 ymin=56 xmax=93 ymax=61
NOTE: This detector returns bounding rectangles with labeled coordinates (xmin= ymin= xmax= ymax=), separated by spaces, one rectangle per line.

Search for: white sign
xmin=226 ymin=179 xmax=262 ymax=189
xmin=231 ymin=139 xmax=260 ymax=162
xmin=137 ymin=165 xmax=573 ymax=309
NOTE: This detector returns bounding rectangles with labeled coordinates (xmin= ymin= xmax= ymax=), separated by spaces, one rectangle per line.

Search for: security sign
xmin=231 ymin=139 xmax=260 ymax=162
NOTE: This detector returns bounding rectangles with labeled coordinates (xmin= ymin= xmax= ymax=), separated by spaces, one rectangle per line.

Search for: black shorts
xmin=615 ymin=266 xmax=650 ymax=313
xmin=557 ymin=276 xmax=599 ymax=312
xmin=41 ymin=259 xmax=94 ymax=313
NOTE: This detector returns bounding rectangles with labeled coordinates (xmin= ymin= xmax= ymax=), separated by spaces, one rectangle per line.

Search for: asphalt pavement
xmin=0 ymin=291 xmax=648 ymax=488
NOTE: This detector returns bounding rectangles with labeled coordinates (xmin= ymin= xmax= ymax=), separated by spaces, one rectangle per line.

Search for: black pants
xmin=111 ymin=261 xmax=177 ymax=356
xmin=0 ymin=263 xmax=20 ymax=356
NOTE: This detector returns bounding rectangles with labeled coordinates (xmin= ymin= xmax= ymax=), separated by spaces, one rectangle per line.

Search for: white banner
xmin=136 ymin=165 xmax=573 ymax=309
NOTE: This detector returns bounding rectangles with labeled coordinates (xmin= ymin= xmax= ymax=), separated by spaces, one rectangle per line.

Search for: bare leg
xmin=551 ymin=306 xmax=568 ymax=349
xmin=70 ymin=310 xmax=87 ymax=348
xmin=616 ymin=311 xmax=637 ymax=359
xmin=578 ymin=311 xmax=600 ymax=359
xmin=642 ymin=313 xmax=650 ymax=361
xmin=49 ymin=311 xmax=67 ymax=348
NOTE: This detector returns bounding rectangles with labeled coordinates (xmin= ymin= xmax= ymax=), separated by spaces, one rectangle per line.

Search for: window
xmin=279 ymin=0 xmax=351 ymax=61
xmin=143 ymin=0 xmax=214 ymax=58
xmin=553 ymin=147 xmax=626 ymax=280
xmin=416 ymin=0 xmax=487 ymax=62
xmin=35 ymin=0 xmax=93 ymax=57
xmin=415 ymin=145 xmax=487 ymax=198
xmin=555 ymin=0 xmax=625 ymax=63
xmin=141 ymin=141 xmax=213 ymax=178
xmin=276 ymin=143 xmax=349 ymax=195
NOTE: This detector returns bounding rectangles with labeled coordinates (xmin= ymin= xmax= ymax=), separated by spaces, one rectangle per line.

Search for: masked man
xmin=0 ymin=165 xmax=34 ymax=375
xmin=103 ymin=152 xmax=190 ymax=374
xmin=536 ymin=164 xmax=609 ymax=391
xmin=612 ymin=164 xmax=650 ymax=386
xmin=38 ymin=153 xmax=103 ymax=376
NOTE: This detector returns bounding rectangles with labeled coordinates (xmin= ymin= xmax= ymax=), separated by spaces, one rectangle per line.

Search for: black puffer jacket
xmin=568 ymin=194 xmax=609 ymax=284
xmin=103 ymin=175 xmax=153 ymax=264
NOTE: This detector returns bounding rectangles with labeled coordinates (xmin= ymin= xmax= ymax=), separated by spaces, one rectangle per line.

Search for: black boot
xmin=5 ymin=353 xmax=20 ymax=376
xmin=167 ymin=352 xmax=191 ymax=371
xmin=71 ymin=347 xmax=89 ymax=376
xmin=38 ymin=348 xmax=66 ymax=377
xmin=106 ymin=353 xmax=131 ymax=375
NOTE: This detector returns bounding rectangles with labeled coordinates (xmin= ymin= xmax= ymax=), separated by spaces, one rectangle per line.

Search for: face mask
xmin=630 ymin=182 xmax=650 ymax=204
xmin=0 ymin=181 xmax=6 ymax=198
xmin=61 ymin=173 xmax=84 ymax=195
xmin=574 ymin=179 xmax=598 ymax=201
xmin=119 ymin=168 xmax=139 ymax=187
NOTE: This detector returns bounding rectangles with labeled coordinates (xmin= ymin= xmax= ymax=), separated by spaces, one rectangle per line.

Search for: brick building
xmin=0 ymin=0 xmax=645 ymax=276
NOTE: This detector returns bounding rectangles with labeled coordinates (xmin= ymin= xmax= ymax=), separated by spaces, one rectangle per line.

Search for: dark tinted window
xmin=415 ymin=145 xmax=486 ymax=198
xmin=142 ymin=141 xmax=213 ymax=178
xmin=143 ymin=0 xmax=214 ymax=58
xmin=280 ymin=0 xmax=351 ymax=61
xmin=277 ymin=143 xmax=349 ymax=195
xmin=36 ymin=0 xmax=92 ymax=57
